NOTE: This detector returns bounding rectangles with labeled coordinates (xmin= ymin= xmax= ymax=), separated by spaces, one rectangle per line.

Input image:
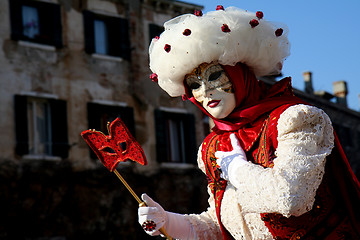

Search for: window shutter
xmin=108 ymin=17 xmax=130 ymax=60
xmin=48 ymin=3 xmax=62 ymax=48
xmin=8 ymin=0 xmax=23 ymax=41
xmin=83 ymin=10 xmax=95 ymax=54
xmin=184 ymin=114 xmax=197 ymax=164
xmin=118 ymin=107 xmax=135 ymax=137
xmin=87 ymin=103 xmax=101 ymax=159
xmin=119 ymin=18 xmax=130 ymax=60
xmin=107 ymin=16 xmax=120 ymax=57
xmin=14 ymin=95 xmax=29 ymax=156
xmin=87 ymin=102 xmax=100 ymax=129
xmin=34 ymin=1 xmax=61 ymax=47
xmin=148 ymin=23 xmax=164 ymax=44
xmin=154 ymin=110 xmax=169 ymax=162
xmin=50 ymin=99 xmax=69 ymax=158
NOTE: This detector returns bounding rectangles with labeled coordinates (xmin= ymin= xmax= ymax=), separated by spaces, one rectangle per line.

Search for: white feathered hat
xmin=149 ymin=6 xmax=290 ymax=97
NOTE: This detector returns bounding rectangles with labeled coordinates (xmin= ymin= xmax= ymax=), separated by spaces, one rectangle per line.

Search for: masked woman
xmin=138 ymin=7 xmax=360 ymax=240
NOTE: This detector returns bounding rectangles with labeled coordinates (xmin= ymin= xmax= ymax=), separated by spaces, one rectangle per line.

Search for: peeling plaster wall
xmin=0 ymin=0 xmax=207 ymax=239
xmin=0 ymin=0 xmax=204 ymax=167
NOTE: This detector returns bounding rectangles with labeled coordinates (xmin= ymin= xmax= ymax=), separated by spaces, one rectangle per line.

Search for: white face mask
xmin=185 ymin=63 xmax=236 ymax=119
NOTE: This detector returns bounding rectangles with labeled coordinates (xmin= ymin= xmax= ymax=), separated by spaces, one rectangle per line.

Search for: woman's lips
xmin=207 ymin=100 xmax=220 ymax=108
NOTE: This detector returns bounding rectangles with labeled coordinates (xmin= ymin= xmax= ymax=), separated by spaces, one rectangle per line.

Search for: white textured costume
xmin=139 ymin=4 xmax=360 ymax=239
xmin=184 ymin=104 xmax=334 ymax=240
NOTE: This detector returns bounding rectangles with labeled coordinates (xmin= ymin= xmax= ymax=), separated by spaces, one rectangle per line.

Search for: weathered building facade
xmin=0 ymin=1 xmax=359 ymax=239
xmin=0 ymin=0 xmax=207 ymax=239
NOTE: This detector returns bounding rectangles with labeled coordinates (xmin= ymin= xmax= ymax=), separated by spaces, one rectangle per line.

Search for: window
xmin=22 ymin=5 xmax=39 ymax=39
xmin=148 ymin=23 xmax=164 ymax=44
xmin=27 ymin=98 xmax=52 ymax=155
xmin=87 ymin=102 xmax=135 ymax=159
xmin=9 ymin=0 xmax=63 ymax=47
xmin=333 ymin=124 xmax=353 ymax=148
xmin=83 ymin=11 xmax=130 ymax=60
xmin=14 ymin=95 xmax=68 ymax=158
xmin=94 ymin=20 xmax=108 ymax=54
xmin=202 ymin=114 xmax=211 ymax=136
xmin=154 ymin=109 xmax=197 ymax=164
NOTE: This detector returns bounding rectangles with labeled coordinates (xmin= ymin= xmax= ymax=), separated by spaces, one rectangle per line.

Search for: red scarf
xmin=185 ymin=63 xmax=304 ymax=150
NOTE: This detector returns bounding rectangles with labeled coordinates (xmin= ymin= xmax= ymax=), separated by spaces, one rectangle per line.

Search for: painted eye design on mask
xmin=189 ymin=82 xmax=201 ymax=90
xmin=208 ymin=71 xmax=223 ymax=81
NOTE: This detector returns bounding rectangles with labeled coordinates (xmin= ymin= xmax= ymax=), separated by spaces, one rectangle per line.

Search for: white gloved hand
xmin=215 ymin=133 xmax=248 ymax=183
xmin=138 ymin=194 xmax=197 ymax=239
xmin=138 ymin=193 xmax=166 ymax=236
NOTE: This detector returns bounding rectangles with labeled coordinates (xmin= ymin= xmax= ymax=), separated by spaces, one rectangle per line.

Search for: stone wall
xmin=0 ymin=159 xmax=208 ymax=240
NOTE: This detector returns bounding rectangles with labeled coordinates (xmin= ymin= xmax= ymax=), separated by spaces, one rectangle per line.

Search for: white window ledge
xmin=159 ymin=107 xmax=189 ymax=114
xmin=18 ymin=91 xmax=59 ymax=99
xmin=91 ymin=53 xmax=123 ymax=62
xmin=92 ymin=99 xmax=128 ymax=107
xmin=95 ymin=159 xmax=132 ymax=169
xmin=18 ymin=41 xmax=56 ymax=51
xmin=160 ymin=162 xmax=196 ymax=170
xmin=23 ymin=154 xmax=61 ymax=161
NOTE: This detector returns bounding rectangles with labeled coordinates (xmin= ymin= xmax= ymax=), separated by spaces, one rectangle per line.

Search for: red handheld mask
xmin=81 ymin=118 xmax=147 ymax=171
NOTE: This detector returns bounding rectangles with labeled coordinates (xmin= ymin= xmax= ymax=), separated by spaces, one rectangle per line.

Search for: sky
xmin=179 ymin=0 xmax=360 ymax=111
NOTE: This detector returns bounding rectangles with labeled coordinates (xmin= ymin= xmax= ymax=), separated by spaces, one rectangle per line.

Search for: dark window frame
xmin=154 ymin=109 xmax=197 ymax=164
xmin=83 ymin=10 xmax=131 ymax=60
xmin=14 ymin=95 xmax=69 ymax=158
xmin=87 ymin=102 xmax=135 ymax=159
xmin=9 ymin=0 xmax=63 ymax=48
xmin=333 ymin=123 xmax=353 ymax=148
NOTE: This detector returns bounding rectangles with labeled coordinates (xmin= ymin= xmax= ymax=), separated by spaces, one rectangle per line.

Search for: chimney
xmin=303 ymin=71 xmax=314 ymax=94
xmin=333 ymin=80 xmax=348 ymax=107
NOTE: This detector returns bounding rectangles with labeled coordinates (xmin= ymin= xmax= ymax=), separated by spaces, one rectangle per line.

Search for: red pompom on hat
xmin=150 ymin=73 xmax=158 ymax=82
xmin=249 ymin=19 xmax=259 ymax=28
xmin=221 ymin=24 xmax=231 ymax=32
xmin=216 ymin=5 xmax=224 ymax=10
xmin=195 ymin=10 xmax=203 ymax=16
xmin=164 ymin=44 xmax=171 ymax=52
xmin=183 ymin=29 xmax=191 ymax=36
xmin=275 ymin=28 xmax=284 ymax=37
xmin=256 ymin=11 xmax=263 ymax=19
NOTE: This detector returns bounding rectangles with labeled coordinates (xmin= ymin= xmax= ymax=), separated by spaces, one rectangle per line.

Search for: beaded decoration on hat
xmin=149 ymin=6 xmax=290 ymax=97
